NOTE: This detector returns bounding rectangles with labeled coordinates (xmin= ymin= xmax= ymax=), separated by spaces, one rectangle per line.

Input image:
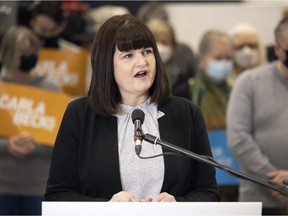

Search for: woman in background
xmin=228 ymin=23 xmax=266 ymax=86
xmin=0 ymin=26 xmax=61 ymax=215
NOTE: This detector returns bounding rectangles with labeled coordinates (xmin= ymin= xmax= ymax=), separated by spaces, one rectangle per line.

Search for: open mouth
xmin=134 ymin=70 xmax=148 ymax=78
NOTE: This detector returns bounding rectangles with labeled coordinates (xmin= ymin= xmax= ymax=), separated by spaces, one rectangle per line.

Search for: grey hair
xmin=0 ymin=26 xmax=40 ymax=70
xmin=199 ymin=30 xmax=231 ymax=55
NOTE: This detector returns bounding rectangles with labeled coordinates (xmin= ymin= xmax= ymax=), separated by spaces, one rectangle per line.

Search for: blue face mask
xmin=206 ymin=59 xmax=232 ymax=83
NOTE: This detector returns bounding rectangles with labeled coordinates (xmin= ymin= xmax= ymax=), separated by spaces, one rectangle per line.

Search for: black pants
xmin=262 ymin=207 xmax=288 ymax=215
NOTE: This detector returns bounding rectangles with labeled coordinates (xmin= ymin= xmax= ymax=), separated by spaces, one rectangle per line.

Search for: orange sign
xmin=0 ymin=81 xmax=69 ymax=146
xmin=35 ymin=48 xmax=89 ymax=96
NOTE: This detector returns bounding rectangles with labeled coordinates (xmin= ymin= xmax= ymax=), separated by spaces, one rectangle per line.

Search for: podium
xmin=42 ymin=202 xmax=262 ymax=216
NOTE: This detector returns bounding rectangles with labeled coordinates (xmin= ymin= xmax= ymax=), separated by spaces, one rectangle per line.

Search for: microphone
xmin=131 ymin=109 xmax=145 ymax=155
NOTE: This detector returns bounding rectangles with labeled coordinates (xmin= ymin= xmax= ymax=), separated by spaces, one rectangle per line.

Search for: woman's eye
xmin=143 ymin=48 xmax=153 ymax=55
xmin=123 ymin=53 xmax=133 ymax=59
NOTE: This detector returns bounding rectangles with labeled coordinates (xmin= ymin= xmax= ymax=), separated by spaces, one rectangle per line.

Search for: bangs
xmin=115 ymin=21 xmax=155 ymax=52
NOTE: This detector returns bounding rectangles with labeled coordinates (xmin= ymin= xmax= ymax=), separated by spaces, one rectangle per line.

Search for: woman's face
xmin=30 ymin=15 xmax=60 ymax=38
xmin=232 ymin=33 xmax=260 ymax=69
xmin=155 ymin=32 xmax=174 ymax=64
xmin=113 ymin=46 xmax=156 ymax=100
xmin=17 ymin=38 xmax=38 ymax=69
xmin=232 ymin=32 xmax=259 ymax=52
xmin=19 ymin=38 xmax=32 ymax=56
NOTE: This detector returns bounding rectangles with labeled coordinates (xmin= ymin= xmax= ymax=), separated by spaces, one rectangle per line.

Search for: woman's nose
xmin=136 ymin=55 xmax=147 ymax=68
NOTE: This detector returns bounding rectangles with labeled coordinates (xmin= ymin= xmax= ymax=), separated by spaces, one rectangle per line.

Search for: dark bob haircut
xmin=89 ymin=14 xmax=171 ymax=116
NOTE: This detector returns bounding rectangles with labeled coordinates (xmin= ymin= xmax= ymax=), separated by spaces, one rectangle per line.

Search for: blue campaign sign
xmin=208 ymin=130 xmax=240 ymax=186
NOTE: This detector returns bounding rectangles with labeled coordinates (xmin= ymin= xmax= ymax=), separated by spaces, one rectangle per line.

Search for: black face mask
xmin=283 ymin=49 xmax=288 ymax=68
xmin=38 ymin=35 xmax=60 ymax=48
xmin=19 ymin=54 xmax=38 ymax=72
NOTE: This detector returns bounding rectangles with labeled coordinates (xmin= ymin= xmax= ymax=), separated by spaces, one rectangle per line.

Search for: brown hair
xmin=89 ymin=14 xmax=170 ymax=116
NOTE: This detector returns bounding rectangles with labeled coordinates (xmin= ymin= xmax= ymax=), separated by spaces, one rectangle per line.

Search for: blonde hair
xmin=146 ymin=19 xmax=176 ymax=47
xmin=0 ymin=26 xmax=40 ymax=70
xmin=230 ymin=23 xmax=258 ymax=36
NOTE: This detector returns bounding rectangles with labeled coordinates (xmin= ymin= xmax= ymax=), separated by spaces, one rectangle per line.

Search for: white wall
xmin=164 ymin=1 xmax=288 ymax=53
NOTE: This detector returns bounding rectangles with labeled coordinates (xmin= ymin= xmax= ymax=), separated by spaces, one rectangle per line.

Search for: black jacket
xmin=45 ymin=96 xmax=220 ymax=201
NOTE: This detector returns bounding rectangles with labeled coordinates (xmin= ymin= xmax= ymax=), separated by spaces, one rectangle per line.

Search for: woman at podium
xmin=45 ymin=14 xmax=220 ymax=202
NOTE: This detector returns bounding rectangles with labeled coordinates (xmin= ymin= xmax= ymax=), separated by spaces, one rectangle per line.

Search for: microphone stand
xmin=143 ymin=133 xmax=288 ymax=196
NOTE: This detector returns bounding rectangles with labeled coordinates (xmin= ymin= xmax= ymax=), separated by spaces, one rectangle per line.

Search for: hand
xmin=270 ymin=190 xmax=288 ymax=204
xmin=267 ymin=170 xmax=288 ymax=204
xmin=109 ymin=191 xmax=139 ymax=202
xmin=267 ymin=170 xmax=288 ymax=185
xmin=139 ymin=197 xmax=153 ymax=202
xmin=7 ymin=132 xmax=35 ymax=157
xmin=149 ymin=192 xmax=176 ymax=202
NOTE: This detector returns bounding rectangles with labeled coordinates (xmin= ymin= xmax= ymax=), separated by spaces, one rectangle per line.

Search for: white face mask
xmin=234 ymin=46 xmax=259 ymax=69
xmin=157 ymin=43 xmax=173 ymax=64
xmin=206 ymin=59 xmax=232 ymax=83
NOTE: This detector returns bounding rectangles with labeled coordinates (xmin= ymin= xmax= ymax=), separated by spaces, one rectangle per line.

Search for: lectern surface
xmin=42 ymin=202 xmax=262 ymax=216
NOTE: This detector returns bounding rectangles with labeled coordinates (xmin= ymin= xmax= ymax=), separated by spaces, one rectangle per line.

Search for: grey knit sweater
xmin=0 ymin=75 xmax=61 ymax=196
xmin=227 ymin=62 xmax=288 ymax=208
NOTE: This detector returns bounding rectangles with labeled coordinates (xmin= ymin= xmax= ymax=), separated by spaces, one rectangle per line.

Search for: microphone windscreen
xmin=132 ymin=109 xmax=145 ymax=124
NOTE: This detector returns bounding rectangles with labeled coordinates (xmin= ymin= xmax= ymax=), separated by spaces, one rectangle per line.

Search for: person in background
xmin=0 ymin=26 xmax=61 ymax=215
xmin=190 ymin=30 xmax=233 ymax=130
xmin=190 ymin=30 xmax=236 ymax=202
xmin=137 ymin=2 xmax=169 ymax=24
xmin=60 ymin=0 xmax=90 ymax=47
xmin=85 ymin=5 xmax=130 ymax=36
xmin=146 ymin=19 xmax=196 ymax=99
xmin=29 ymin=1 xmax=80 ymax=51
xmin=227 ymin=17 xmax=288 ymax=215
xmin=137 ymin=2 xmax=197 ymax=100
xmin=267 ymin=6 xmax=288 ymax=62
xmin=228 ymin=23 xmax=266 ymax=86
xmin=28 ymin=1 xmax=88 ymax=102
xmin=44 ymin=14 xmax=220 ymax=202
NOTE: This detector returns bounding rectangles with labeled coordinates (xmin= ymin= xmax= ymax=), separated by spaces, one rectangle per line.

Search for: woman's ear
xmin=273 ymin=43 xmax=283 ymax=59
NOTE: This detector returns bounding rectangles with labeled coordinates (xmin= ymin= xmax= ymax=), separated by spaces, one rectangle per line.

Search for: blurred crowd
xmin=0 ymin=1 xmax=288 ymax=215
